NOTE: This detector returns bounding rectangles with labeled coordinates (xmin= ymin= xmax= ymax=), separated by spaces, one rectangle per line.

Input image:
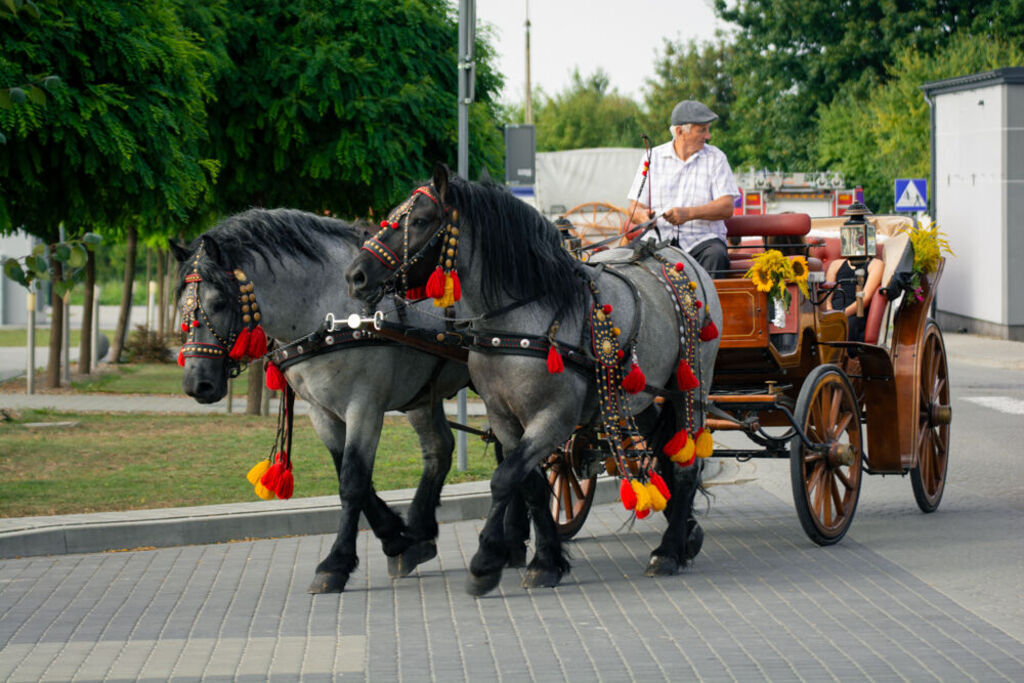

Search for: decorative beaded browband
xmin=177 ymin=241 xmax=268 ymax=375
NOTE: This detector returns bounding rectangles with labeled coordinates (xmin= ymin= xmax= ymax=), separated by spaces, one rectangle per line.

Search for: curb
xmin=0 ymin=461 xmax=722 ymax=559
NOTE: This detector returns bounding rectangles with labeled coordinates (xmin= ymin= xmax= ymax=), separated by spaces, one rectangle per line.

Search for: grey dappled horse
xmin=172 ymin=208 xmax=476 ymax=594
xmin=347 ymin=165 xmax=722 ymax=596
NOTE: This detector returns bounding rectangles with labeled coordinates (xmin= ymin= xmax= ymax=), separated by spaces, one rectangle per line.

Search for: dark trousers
xmin=687 ymin=238 xmax=730 ymax=276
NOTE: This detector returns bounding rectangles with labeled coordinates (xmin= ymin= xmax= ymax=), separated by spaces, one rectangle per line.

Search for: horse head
xmin=172 ymin=235 xmax=267 ymax=403
xmin=346 ymin=163 xmax=458 ymax=305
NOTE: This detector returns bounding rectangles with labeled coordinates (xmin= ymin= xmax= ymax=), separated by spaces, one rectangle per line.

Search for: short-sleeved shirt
xmin=627 ymin=141 xmax=739 ymax=251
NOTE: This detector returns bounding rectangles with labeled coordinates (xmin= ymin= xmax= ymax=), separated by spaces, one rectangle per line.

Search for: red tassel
xmin=276 ymin=469 xmax=294 ymax=499
xmin=619 ymin=478 xmax=637 ymax=510
xmin=546 ymin=344 xmax=564 ymax=374
xmin=602 ymin=304 xmax=613 ymax=315
xmin=450 ymin=270 xmax=461 ymax=302
xmin=677 ymin=360 xmax=699 ymax=390
xmin=621 ymin=363 xmax=646 ymax=394
xmin=664 ymin=429 xmax=688 ymax=456
xmin=405 ymin=286 xmax=428 ymax=300
xmin=229 ymin=327 xmax=251 ymax=360
xmin=425 ymin=266 xmax=445 ymax=299
xmin=649 ymin=471 xmax=671 ymax=501
xmin=636 ymin=507 xmax=651 ymax=519
xmin=700 ymin=320 xmax=719 ymax=342
xmin=247 ymin=325 xmax=267 ymax=358
xmin=180 ymin=322 xmax=188 ymax=333
xmin=266 ymin=362 xmax=286 ymax=391
xmin=260 ymin=460 xmax=284 ymax=493
xmin=177 ymin=349 xmax=185 ymax=367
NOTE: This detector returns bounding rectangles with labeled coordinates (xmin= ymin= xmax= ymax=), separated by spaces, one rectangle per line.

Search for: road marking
xmin=963 ymin=396 xmax=1024 ymax=415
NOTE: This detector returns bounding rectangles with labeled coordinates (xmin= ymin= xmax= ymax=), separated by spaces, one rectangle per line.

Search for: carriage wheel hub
xmin=930 ymin=403 xmax=952 ymax=426
xmin=829 ymin=442 xmax=856 ymax=467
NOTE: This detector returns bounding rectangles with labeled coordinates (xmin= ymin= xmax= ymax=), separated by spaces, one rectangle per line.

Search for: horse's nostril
xmin=196 ymin=381 xmax=215 ymax=397
xmin=348 ymin=268 xmax=366 ymax=292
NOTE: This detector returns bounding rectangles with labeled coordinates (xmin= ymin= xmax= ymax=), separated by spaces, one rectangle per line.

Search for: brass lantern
xmin=840 ymin=202 xmax=876 ymax=263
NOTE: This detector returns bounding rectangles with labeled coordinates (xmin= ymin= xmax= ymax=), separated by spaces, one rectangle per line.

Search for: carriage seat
xmin=724 ymin=213 xmax=811 ymax=237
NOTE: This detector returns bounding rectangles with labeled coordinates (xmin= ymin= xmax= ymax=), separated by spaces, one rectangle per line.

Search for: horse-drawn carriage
xmin=176 ymin=165 xmax=950 ymax=597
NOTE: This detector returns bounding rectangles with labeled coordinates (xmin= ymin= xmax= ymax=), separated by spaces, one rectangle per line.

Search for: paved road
xmin=0 ymin=332 xmax=1022 ymax=680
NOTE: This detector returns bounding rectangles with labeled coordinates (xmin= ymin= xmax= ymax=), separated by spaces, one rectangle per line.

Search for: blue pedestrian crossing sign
xmin=894 ymin=178 xmax=928 ymax=211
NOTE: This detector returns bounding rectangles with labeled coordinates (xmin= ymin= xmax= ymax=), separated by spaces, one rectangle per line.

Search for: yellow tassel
xmin=669 ymin=436 xmax=696 ymax=464
xmin=631 ymin=479 xmax=652 ymax=512
xmin=254 ymin=482 xmax=275 ymax=500
xmin=696 ymin=428 xmax=714 ymax=458
xmin=646 ymin=482 xmax=668 ymax=511
xmin=433 ymin=273 xmax=455 ymax=307
xmin=246 ymin=459 xmax=271 ymax=485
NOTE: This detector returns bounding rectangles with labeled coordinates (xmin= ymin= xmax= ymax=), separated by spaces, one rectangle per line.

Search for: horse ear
xmin=169 ymin=239 xmax=191 ymax=263
xmin=432 ymin=162 xmax=450 ymax=202
xmin=202 ymin=234 xmax=224 ymax=266
xmin=477 ymin=166 xmax=493 ymax=184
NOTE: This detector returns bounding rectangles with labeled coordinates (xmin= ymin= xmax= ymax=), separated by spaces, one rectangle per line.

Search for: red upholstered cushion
xmin=725 ymin=213 xmax=811 ymax=237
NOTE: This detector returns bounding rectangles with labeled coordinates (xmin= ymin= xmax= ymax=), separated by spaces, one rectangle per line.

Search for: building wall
xmin=1006 ymin=85 xmax=1024 ymax=328
xmin=934 ymin=84 xmax=1006 ymax=326
xmin=0 ymin=231 xmax=35 ymax=326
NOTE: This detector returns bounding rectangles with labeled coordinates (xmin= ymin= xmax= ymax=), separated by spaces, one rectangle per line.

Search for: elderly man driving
xmin=624 ymin=99 xmax=739 ymax=274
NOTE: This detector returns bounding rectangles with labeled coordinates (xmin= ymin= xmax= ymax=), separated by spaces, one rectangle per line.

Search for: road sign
xmin=894 ymin=178 xmax=928 ymax=211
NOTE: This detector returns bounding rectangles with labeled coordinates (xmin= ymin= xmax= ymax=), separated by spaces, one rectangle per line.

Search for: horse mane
xmin=445 ymin=176 xmax=587 ymax=318
xmin=175 ymin=208 xmax=365 ymax=299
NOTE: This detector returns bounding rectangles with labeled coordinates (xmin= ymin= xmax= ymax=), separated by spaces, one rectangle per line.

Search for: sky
xmin=473 ymin=0 xmax=732 ymax=106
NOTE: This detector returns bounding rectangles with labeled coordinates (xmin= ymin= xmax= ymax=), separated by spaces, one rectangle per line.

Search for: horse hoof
xmin=465 ymin=570 xmax=503 ymax=597
xmin=521 ymin=567 xmax=562 ymax=589
xmin=307 ymin=571 xmax=348 ymax=594
xmin=685 ymin=521 xmax=704 ymax=561
xmin=387 ymin=540 xmax=437 ymax=579
xmin=644 ymin=555 xmax=681 ymax=577
xmin=505 ymin=544 xmax=528 ymax=569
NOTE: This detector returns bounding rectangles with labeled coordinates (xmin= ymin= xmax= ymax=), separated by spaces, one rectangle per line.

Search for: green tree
xmin=1 ymin=0 xmax=217 ymax=382
xmin=641 ymin=38 xmax=736 ymax=155
xmin=203 ymin=0 xmax=506 ymax=219
xmin=532 ymin=69 xmax=644 ymax=151
xmin=816 ymin=33 xmax=1024 ymax=211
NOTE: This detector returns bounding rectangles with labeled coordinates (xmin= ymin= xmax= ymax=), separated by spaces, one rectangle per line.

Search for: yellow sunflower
xmin=789 ymin=255 xmax=810 ymax=297
xmin=746 ymin=265 xmax=773 ymax=292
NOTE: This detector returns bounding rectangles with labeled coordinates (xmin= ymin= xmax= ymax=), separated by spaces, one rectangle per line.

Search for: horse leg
xmin=465 ymin=456 xmax=518 ymax=596
xmin=646 ymin=457 xmax=703 ymax=577
xmin=489 ymin=440 xmax=530 ymax=568
xmin=306 ymin=408 xmax=408 ymax=593
xmin=519 ymin=467 xmax=571 ymax=588
xmin=386 ymin=402 xmax=453 ymax=578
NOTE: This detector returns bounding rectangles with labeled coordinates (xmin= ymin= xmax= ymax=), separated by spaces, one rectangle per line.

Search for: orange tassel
xmin=425 ymin=266 xmax=445 ymax=299
xmin=663 ymin=429 xmax=688 ymax=456
xmin=646 ymin=482 xmax=668 ymax=511
xmin=229 ymin=327 xmax=251 ymax=360
xmin=677 ymin=360 xmax=699 ymax=390
xmin=450 ymin=270 xmax=461 ymax=302
xmin=276 ymin=469 xmax=294 ymax=499
xmin=695 ymin=427 xmax=714 ymax=458
xmin=248 ymin=325 xmax=267 ymax=358
xmin=672 ymin=438 xmax=696 ymax=467
xmin=546 ymin=344 xmax=564 ymax=374
xmin=649 ymin=470 xmax=671 ymax=501
xmin=631 ymin=479 xmax=651 ymax=512
xmin=177 ymin=349 xmax=185 ymax=367
xmin=621 ymin=362 xmax=646 ymax=394
xmin=265 ymin=362 xmax=286 ymax=391
xmin=700 ymin=319 xmax=719 ymax=342
xmin=619 ymin=478 xmax=637 ymax=510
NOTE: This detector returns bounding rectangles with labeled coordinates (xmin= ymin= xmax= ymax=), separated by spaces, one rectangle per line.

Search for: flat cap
xmin=670 ymin=100 xmax=718 ymax=125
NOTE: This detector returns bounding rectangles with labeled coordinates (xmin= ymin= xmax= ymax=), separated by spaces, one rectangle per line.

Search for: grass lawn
xmin=73 ymin=363 xmax=253 ymax=396
xmin=0 ymin=410 xmax=497 ymax=517
xmin=0 ymin=328 xmax=116 ymax=348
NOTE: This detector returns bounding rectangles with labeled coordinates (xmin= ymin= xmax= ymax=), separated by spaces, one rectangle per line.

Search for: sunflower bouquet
xmin=901 ymin=221 xmax=954 ymax=301
xmin=744 ymin=249 xmax=810 ymax=309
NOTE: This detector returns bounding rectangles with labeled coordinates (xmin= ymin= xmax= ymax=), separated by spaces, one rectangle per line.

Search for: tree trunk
xmin=156 ymin=248 xmax=166 ymax=337
xmin=46 ymin=259 xmax=64 ymax=388
xmin=78 ymin=249 xmax=96 ymax=375
xmin=110 ymin=225 xmax=138 ymax=364
xmin=247 ymin=357 xmax=265 ymax=415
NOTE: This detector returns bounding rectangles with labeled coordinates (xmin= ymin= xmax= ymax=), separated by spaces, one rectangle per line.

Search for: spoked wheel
xmin=911 ymin=320 xmax=951 ymax=512
xmin=543 ymin=435 xmax=597 ymax=540
xmin=790 ymin=364 xmax=863 ymax=545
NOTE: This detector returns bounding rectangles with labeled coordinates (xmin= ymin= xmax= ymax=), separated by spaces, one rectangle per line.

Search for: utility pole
xmin=524 ymin=0 xmax=532 ymax=124
xmin=456 ymin=0 xmax=476 ymax=471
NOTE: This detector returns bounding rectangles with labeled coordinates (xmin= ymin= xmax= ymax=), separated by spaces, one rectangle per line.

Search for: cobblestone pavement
xmin=2 ymin=480 xmax=1022 ymax=682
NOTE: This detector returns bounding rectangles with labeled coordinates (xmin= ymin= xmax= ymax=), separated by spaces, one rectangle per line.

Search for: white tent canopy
xmin=533 ymin=147 xmax=642 ymax=216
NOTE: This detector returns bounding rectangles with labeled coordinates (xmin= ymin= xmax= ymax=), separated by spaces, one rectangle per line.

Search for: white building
xmin=922 ymin=67 xmax=1024 ymax=340
xmin=0 ymin=230 xmax=40 ymax=326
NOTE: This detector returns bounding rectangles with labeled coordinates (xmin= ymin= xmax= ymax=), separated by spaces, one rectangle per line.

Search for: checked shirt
xmin=627 ymin=141 xmax=739 ymax=252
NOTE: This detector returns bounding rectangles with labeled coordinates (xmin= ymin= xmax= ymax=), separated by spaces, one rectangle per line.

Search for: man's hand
xmin=662 ymin=207 xmax=691 ymax=225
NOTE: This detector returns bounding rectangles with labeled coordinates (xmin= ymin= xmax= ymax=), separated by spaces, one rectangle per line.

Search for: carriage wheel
xmin=543 ymin=435 xmax=597 ymax=540
xmin=910 ymin=320 xmax=951 ymax=512
xmin=790 ymin=364 xmax=863 ymax=545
